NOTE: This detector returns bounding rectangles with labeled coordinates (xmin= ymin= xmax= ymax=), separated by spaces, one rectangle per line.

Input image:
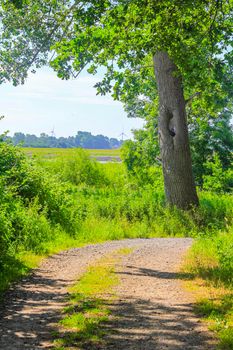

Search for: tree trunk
xmin=153 ymin=51 xmax=199 ymax=209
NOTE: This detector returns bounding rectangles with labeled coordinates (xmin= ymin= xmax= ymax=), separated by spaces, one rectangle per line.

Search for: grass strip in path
xmin=53 ymin=247 xmax=133 ymax=349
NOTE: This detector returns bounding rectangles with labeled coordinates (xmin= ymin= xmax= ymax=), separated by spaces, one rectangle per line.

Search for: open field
xmin=22 ymin=147 xmax=121 ymax=159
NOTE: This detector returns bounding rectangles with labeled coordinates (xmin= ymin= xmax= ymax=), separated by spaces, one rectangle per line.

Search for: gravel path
xmin=0 ymin=238 xmax=215 ymax=349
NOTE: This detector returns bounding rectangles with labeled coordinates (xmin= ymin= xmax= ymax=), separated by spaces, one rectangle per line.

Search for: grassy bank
xmin=183 ymin=226 xmax=233 ymax=349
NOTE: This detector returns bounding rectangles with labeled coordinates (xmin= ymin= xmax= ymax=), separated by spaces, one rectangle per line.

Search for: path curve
xmin=0 ymin=238 xmax=215 ymax=349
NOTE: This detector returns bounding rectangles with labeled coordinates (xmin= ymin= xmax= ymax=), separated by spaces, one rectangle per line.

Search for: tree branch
xmin=185 ymin=92 xmax=201 ymax=105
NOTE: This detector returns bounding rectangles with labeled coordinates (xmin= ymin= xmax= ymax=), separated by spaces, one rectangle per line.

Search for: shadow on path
xmin=53 ymin=266 xmax=214 ymax=350
xmin=118 ymin=265 xmax=194 ymax=280
xmin=0 ymin=239 xmax=213 ymax=350
xmin=0 ymin=273 xmax=71 ymax=349
xmin=100 ymin=297 xmax=213 ymax=350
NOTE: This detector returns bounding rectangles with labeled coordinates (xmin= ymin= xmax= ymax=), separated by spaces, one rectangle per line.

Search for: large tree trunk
xmin=153 ymin=51 xmax=199 ymax=209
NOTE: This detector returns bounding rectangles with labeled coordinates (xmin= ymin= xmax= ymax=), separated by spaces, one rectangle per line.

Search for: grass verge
xmin=53 ymin=248 xmax=132 ymax=349
xmin=182 ymin=237 xmax=233 ymax=350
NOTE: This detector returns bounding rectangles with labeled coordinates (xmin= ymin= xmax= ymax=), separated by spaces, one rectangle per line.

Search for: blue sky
xmin=0 ymin=67 xmax=144 ymax=139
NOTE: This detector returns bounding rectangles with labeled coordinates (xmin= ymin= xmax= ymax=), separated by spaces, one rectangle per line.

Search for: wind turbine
xmin=118 ymin=128 xmax=127 ymax=142
xmin=50 ymin=126 xmax=56 ymax=137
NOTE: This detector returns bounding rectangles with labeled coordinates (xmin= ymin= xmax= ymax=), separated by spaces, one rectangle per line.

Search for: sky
xmin=0 ymin=67 xmax=144 ymax=139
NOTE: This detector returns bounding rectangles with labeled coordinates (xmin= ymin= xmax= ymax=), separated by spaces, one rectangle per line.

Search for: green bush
xmin=0 ymin=142 xmax=81 ymax=267
xmin=58 ymin=149 xmax=108 ymax=186
xmin=121 ymin=129 xmax=162 ymax=187
xmin=203 ymin=153 xmax=233 ymax=193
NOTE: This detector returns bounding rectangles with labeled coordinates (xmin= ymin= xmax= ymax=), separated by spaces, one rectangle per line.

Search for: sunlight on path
xmin=0 ymin=239 xmax=215 ymax=350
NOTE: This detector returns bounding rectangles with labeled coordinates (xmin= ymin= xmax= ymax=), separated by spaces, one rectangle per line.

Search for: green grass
xmin=53 ymin=249 xmax=131 ymax=349
xmin=183 ymin=227 xmax=233 ymax=349
xmin=196 ymin=295 xmax=233 ymax=350
xmin=22 ymin=147 xmax=121 ymax=158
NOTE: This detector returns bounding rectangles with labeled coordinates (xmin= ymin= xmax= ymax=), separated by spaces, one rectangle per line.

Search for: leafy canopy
xmin=0 ymin=0 xmax=75 ymax=85
xmin=1 ymin=1 xmax=232 ymax=110
xmin=49 ymin=1 xmax=233 ymax=113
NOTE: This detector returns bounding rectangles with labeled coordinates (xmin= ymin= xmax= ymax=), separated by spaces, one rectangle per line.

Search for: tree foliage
xmin=0 ymin=0 xmax=75 ymax=85
xmin=1 ymin=1 xmax=232 ymax=102
xmin=189 ymin=109 xmax=233 ymax=185
xmin=49 ymin=1 xmax=233 ymax=112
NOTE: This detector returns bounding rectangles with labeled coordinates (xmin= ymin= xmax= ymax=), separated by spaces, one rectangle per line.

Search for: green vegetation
xmin=122 ymin=111 xmax=233 ymax=191
xmin=22 ymin=147 xmax=120 ymax=159
xmin=1 ymin=141 xmax=232 ymax=294
xmin=53 ymin=249 xmax=130 ymax=349
xmin=183 ymin=226 xmax=233 ymax=349
xmin=2 ymin=1 xmax=233 ymax=209
xmin=47 ymin=0 xmax=232 ymax=209
xmin=0 ymin=142 xmax=84 ymax=294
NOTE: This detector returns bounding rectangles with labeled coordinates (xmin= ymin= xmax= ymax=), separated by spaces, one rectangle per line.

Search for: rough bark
xmin=153 ymin=51 xmax=199 ymax=209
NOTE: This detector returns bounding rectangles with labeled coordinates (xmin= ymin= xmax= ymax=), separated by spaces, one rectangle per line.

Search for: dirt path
xmin=0 ymin=238 xmax=215 ymax=349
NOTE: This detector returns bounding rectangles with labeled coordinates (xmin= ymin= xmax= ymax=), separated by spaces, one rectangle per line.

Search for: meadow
xmin=0 ymin=144 xmax=232 ymax=347
xmin=22 ymin=147 xmax=121 ymax=158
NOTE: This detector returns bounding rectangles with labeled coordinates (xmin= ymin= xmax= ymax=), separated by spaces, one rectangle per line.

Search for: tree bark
xmin=153 ymin=51 xmax=199 ymax=209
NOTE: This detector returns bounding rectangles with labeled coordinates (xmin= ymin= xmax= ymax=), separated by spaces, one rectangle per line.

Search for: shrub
xmin=58 ymin=149 xmax=108 ymax=186
xmin=203 ymin=153 xmax=233 ymax=193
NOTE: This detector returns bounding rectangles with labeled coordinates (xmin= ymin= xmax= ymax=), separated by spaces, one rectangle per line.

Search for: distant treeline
xmin=6 ymin=131 xmax=123 ymax=149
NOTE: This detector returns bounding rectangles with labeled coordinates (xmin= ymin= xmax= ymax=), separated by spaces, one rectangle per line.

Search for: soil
xmin=0 ymin=238 xmax=216 ymax=349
